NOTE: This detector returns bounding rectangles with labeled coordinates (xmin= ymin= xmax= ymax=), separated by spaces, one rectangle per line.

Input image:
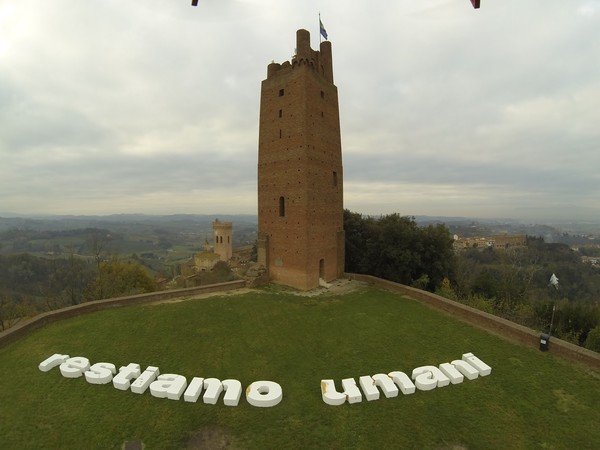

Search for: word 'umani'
xmin=321 ymin=353 xmax=491 ymax=406
xmin=38 ymin=354 xmax=282 ymax=408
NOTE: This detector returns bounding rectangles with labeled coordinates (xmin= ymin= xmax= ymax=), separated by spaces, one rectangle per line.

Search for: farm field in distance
xmin=1 ymin=283 xmax=599 ymax=449
xmin=0 ymin=214 xmax=258 ymax=278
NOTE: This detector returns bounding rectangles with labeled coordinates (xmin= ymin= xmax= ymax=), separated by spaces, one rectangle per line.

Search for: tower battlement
xmin=266 ymin=29 xmax=333 ymax=84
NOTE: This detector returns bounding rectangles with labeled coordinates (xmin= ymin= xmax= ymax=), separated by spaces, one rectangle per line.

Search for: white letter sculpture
xmin=246 ymin=381 xmax=283 ymax=407
xmin=183 ymin=377 xmax=204 ymax=403
xmin=85 ymin=362 xmax=116 ymax=385
xmin=412 ymin=366 xmax=451 ymax=391
xmin=131 ymin=366 xmax=160 ymax=394
xmin=149 ymin=374 xmax=188 ymax=400
xmin=39 ymin=354 xmax=69 ymax=372
xmin=321 ymin=378 xmax=362 ymax=405
xmin=59 ymin=357 xmax=90 ymax=379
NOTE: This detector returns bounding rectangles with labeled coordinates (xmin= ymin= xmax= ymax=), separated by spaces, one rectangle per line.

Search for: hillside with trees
xmin=443 ymin=236 xmax=600 ymax=350
xmin=0 ymin=215 xmax=256 ymax=330
xmin=0 ymin=252 xmax=156 ymax=331
xmin=2 ymin=212 xmax=599 ymax=352
xmin=343 ymin=210 xmax=600 ymax=352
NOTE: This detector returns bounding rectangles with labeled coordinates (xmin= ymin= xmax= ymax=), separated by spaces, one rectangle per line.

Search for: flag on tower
xmin=319 ymin=18 xmax=328 ymax=40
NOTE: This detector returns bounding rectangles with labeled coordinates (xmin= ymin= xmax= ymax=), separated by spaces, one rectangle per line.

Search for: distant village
xmin=452 ymin=233 xmax=599 ymax=268
xmin=452 ymin=234 xmax=527 ymax=251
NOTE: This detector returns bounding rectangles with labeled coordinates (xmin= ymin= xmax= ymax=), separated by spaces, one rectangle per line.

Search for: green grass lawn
xmin=1 ymin=284 xmax=599 ymax=449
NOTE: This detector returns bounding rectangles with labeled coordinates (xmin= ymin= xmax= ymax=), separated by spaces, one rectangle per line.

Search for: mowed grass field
xmin=1 ymin=283 xmax=599 ymax=449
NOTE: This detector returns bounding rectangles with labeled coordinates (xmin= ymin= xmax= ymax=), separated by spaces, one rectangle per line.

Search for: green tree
xmin=343 ymin=210 xmax=372 ymax=274
xmin=419 ymin=224 xmax=456 ymax=290
xmin=585 ymin=326 xmax=600 ymax=352
xmin=343 ymin=211 xmax=455 ymax=291
xmin=361 ymin=213 xmax=421 ymax=284
xmin=85 ymin=258 xmax=156 ymax=301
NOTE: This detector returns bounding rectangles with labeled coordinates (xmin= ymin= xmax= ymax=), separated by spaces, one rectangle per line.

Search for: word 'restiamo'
xmin=38 ymin=354 xmax=282 ymax=408
xmin=321 ymin=352 xmax=491 ymax=406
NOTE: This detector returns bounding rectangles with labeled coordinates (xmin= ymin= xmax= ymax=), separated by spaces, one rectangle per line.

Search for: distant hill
xmin=1 ymin=213 xmax=598 ymax=246
xmin=0 ymin=214 xmax=257 ymax=232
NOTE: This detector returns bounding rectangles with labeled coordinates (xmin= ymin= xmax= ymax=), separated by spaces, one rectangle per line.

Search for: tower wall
xmin=257 ymin=29 xmax=344 ymax=290
xmin=213 ymin=219 xmax=232 ymax=262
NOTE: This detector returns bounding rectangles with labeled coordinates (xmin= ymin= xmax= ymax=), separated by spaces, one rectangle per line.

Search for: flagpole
xmin=549 ymin=304 xmax=556 ymax=337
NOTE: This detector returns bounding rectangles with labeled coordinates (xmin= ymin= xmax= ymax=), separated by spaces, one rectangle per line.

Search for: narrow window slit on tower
xmin=279 ymin=109 xmax=282 ymax=118
xmin=279 ymin=88 xmax=284 ymax=97
xmin=333 ymin=171 xmax=338 ymax=186
xmin=279 ymin=197 xmax=285 ymax=217
xmin=321 ymin=90 xmax=325 ymax=99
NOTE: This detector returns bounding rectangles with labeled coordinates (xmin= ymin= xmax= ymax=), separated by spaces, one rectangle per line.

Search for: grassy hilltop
xmin=1 ymin=283 xmax=599 ymax=449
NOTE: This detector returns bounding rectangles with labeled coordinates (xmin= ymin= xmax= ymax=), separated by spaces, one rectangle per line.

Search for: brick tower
xmin=257 ymin=29 xmax=344 ymax=290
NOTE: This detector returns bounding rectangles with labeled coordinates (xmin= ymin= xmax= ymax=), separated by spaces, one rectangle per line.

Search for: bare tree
xmin=0 ymin=291 xmax=30 ymax=331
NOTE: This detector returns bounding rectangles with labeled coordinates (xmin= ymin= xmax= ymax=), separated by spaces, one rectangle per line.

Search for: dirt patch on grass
xmin=553 ymin=388 xmax=585 ymax=413
xmin=184 ymin=426 xmax=238 ymax=449
xmin=150 ymin=288 xmax=257 ymax=305
xmin=122 ymin=441 xmax=144 ymax=450
xmin=151 ymin=278 xmax=364 ymax=305
xmin=289 ymin=278 xmax=365 ymax=297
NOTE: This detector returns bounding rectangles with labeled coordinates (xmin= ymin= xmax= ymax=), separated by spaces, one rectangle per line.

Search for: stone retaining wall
xmin=349 ymin=273 xmax=600 ymax=370
xmin=0 ymin=280 xmax=246 ymax=349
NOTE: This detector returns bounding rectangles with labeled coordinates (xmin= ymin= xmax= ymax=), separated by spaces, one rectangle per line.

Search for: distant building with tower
xmin=213 ymin=219 xmax=233 ymax=262
xmin=180 ymin=219 xmax=233 ymax=280
xmin=256 ymin=29 xmax=345 ymax=290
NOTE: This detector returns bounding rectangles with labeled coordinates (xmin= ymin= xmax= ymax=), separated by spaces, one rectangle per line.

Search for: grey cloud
xmin=1 ymin=0 xmax=599 ymax=220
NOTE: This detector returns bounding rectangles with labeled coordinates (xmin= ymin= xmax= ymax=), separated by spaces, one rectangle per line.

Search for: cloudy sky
xmin=1 ymin=0 xmax=599 ymax=221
